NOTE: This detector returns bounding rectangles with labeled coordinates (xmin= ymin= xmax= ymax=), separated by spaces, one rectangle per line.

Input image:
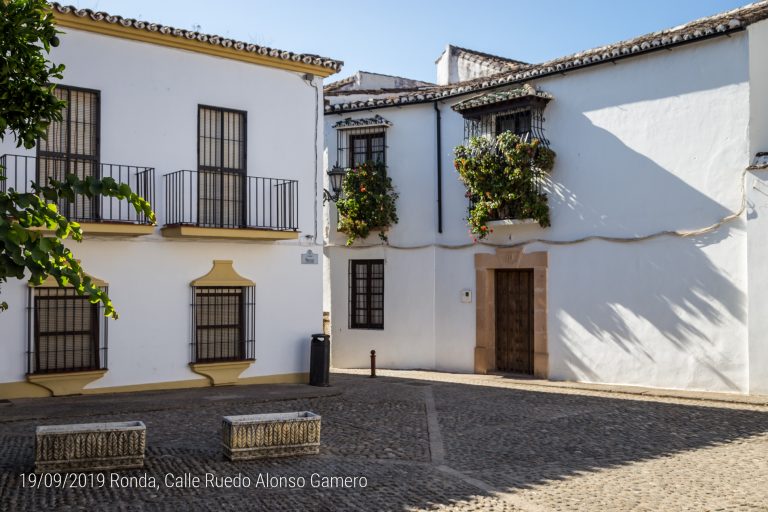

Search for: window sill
xmin=26 ymin=369 xmax=107 ymax=397
xmin=162 ymin=225 xmax=298 ymax=241
xmin=487 ymin=218 xmax=538 ymax=226
xmin=33 ymin=222 xmax=155 ymax=237
xmin=189 ymin=360 xmax=253 ymax=386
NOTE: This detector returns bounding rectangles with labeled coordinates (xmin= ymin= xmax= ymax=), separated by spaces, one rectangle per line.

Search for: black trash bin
xmin=309 ymin=334 xmax=331 ymax=387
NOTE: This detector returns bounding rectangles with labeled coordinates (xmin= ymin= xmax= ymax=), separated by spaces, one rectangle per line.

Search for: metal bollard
xmin=370 ymin=350 xmax=376 ymax=378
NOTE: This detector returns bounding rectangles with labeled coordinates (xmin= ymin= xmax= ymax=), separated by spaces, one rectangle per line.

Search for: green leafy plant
xmin=454 ymin=131 xmax=555 ymax=240
xmin=0 ymin=0 xmax=156 ymax=318
xmin=335 ymin=161 xmax=398 ymax=246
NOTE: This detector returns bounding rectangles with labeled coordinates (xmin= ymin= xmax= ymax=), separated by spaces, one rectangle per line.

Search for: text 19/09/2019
xmin=21 ymin=472 xmax=368 ymax=490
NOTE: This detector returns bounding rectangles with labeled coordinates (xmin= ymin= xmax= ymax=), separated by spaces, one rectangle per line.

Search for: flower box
xmin=222 ymin=411 xmax=321 ymax=460
xmin=35 ymin=421 xmax=146 ymax=473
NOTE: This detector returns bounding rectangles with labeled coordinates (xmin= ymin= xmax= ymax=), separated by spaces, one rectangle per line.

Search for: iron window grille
xmin=335 ymin=127 xmax=388 ymax=169
xmin=191 ymin=286 xmax=256 ymax=363
xmin=349 ymin=259 xmax=384 ymax=330
xmin=27 ymin=287 xmax=108 ymax=375
xmin=462 ymin=102 xmax=550 ymax=220
xmin=37 ymin=85 xmax=101 ymax=221
xmin=198 ymin=105 xmax=247 ymax=228
xmin=163 ymin=106 xmax=298 ymax=231
xmin=463 ymin=105 xmax=548 ymax=144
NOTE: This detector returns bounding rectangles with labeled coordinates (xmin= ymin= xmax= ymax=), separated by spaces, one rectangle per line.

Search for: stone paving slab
xmin=0 ymin=372 xmax=767 ymax=511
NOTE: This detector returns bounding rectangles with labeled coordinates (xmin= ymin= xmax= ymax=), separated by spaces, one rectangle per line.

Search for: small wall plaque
xmin=301 ymin=250 xmax=319 ymax=265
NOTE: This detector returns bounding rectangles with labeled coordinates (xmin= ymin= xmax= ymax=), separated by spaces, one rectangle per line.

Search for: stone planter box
xmin=222 ymin=411 xmax=320 ymax=460
xmin=35 ymin=421 xmax=146 ymax=473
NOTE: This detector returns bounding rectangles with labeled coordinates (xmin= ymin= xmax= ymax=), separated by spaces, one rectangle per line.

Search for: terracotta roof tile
xmin=326 ymin=1 xmax=768 ymax=113
xmin=50 ymin=3 xmax=343 ymax=73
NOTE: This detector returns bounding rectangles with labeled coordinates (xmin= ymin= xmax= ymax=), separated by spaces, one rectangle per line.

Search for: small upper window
xmin=332 ymin=115 xmax=391 ymax=169
xmin=349 ymin=132 xmax=386 ymax=167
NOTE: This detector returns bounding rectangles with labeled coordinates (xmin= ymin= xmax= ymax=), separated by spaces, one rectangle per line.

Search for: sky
xmin=66 ymin=0 xmax=751 ymax=84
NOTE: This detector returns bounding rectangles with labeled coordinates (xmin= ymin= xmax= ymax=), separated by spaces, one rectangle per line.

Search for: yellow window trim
xmin=191 ymin=260 xmax=254 ymax=287
xmin=28 ymin=263 xmax=108 ymax=288
xmin=160 ymin=225 xmax=299 ymax=241
xmin=53 ymin=13 xmax=340 ymax=78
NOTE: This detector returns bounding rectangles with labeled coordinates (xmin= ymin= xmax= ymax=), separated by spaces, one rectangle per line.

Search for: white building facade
xmin=324 ymin=3 xmax=768 ymax=394
xmin=0 ymin=4 xmax=341 ymax=399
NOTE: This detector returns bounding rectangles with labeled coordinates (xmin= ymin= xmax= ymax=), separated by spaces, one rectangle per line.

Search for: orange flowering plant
xmin=335 ymin=161 xmax=398 ymax=246
xmin=454 ymin=131 xmax=555 ymax=240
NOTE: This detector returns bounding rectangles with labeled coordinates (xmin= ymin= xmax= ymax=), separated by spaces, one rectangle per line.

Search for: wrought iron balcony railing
xmin=0 ymin=154 xmax=155 ymax=225
xmin=163 ymin=170 xmax=298 ymax=231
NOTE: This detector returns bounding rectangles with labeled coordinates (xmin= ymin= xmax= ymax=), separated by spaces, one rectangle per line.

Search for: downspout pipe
xmin=434 ymin=101 xmax=443 ymax=234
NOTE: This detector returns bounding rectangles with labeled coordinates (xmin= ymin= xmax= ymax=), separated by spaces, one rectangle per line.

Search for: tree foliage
xmin=454 ymin=132 xmax=555 ymax=240
xmin=0 ymin=0 xmax=156 ymax=318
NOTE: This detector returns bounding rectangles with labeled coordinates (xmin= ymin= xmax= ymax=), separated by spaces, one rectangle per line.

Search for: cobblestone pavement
xmin=1 ymin=371 xmax=767 ymax=511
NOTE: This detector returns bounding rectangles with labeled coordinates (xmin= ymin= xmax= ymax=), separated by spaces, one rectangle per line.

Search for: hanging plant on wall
xmin=454 ymin=131 xmax=555 ymax=240
xmin=336 ymin=161 xmax=399 ymax=246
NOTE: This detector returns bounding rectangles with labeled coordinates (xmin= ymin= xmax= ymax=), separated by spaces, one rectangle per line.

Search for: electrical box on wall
xmin=461 ymin=289 xmax=472 ymax=303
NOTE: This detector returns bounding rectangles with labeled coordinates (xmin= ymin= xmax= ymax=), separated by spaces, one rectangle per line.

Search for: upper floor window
xmin=495 ymin=110 xmax=532 ymax=137
xmin=350 ymin=132 xmax=386 ymax=167
xmin=37 ymin=85 xmax=100 ymax=221
xmin=453 ymin=85 xmax=551 ymax=144
xmin=197 ymin=105 xmax=247 ymax=228
xmin=332 ymin=115 xmax=391 ymax=169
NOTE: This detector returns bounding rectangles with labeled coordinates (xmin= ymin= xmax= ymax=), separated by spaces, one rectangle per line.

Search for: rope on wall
xmin=325 ymin=166 xmax=750 ymax=251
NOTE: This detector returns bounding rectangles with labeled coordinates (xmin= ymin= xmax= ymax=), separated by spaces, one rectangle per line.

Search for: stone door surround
xmin=475 ymin=248 xmax=548 ymax=377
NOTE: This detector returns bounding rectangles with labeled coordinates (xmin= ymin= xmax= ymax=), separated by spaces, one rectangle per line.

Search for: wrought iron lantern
xmin=325 ymin=166 xmax=347 ymax=202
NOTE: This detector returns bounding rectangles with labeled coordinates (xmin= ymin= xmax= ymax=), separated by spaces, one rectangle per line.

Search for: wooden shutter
xmin=37 ymin=86 xmax=100 ymax=221
xmin=198 ymin=106 xmax=246 ymax=228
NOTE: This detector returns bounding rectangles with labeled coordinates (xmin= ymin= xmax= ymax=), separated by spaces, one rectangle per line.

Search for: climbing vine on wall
xmin=454 ymin=131 xmax=555 ymax=240
xmin=335 ymin=161 xmax=399 ymax=246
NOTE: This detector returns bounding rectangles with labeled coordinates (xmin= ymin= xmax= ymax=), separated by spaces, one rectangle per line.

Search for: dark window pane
xmin=349 ymin=259 xmax=384 ymax=329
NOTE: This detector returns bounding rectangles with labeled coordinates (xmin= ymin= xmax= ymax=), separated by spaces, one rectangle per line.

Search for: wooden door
xmin=495 ymin=269 xmax=534 ymax=374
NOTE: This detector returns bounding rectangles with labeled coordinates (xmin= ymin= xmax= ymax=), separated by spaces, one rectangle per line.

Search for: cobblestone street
xmin=1 ymin=371 xmax=767 ymax=511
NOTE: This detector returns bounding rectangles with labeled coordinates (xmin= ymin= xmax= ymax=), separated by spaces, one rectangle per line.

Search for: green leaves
xmin=454 ymin=132 xmax=556 ymax=240
xmin=1 ymin=173 xmax=157 ymax=319
xmin=335 ymin=162 xmax=399 ymax=246
xmin=0 ymin=0 xmax=66 ymax=149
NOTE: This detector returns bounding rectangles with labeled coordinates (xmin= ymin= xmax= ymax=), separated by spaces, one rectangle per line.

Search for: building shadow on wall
xmin=543 ymin=110 xmax=746 ymax=390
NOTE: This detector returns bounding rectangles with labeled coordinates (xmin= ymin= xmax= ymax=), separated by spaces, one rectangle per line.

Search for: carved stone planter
xmin=35 ymin=421 xmax=146 ymax=473
xmin=222 ymin=411 xmax=320 ymax=460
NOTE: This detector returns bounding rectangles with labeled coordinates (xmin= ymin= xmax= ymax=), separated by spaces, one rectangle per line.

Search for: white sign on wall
xmin=302 ymin=250 xmax=319 ymax=265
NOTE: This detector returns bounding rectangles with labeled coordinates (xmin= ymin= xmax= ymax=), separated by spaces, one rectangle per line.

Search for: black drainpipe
xmin=434 ymin=101 xmax=443 ymax=234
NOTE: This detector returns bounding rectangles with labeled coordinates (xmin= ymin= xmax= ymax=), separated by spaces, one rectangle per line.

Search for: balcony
xmin=0 ymin=154 xmax=156 ymax=236
xmin=161 ymin=170 xmax=299 ymax=241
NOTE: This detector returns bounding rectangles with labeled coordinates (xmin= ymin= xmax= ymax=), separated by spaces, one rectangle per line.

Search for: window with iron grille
xmin=495 ymin=110 xmax=532 ymax=137
xmin=333 ymin=122 xmax=388 ymax=169
xmin=198 ymin=105 xmax=247 ymax=228
xmin=191 ymin=286 xmax=255 ymax=363
xmin=27 ymin=287 xmax=108 ymax=374
xmin=349 ymin=260 xmax=384 ymax=329
xmin=349 ymin=133 xmax=386 ymax=167
xmin=37 ymin=85 xmax=100 ymax=221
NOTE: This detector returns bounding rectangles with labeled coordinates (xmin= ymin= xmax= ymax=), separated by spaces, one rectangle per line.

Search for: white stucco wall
xmin=0 ymin=27 xmax=324 ymax=391
xmin=746 ymin=18 xmax=768 ymax=394
xmin=325 ymin=32 xmax=760 ymax=393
